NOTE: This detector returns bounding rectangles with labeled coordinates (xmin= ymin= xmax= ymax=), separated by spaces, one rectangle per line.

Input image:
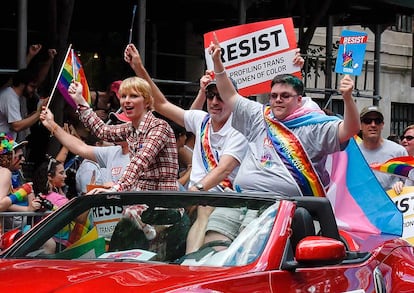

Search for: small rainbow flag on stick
xmin=47 ymin=44 xmax=91 ymax=109
xmin=370 ymin=156 xmax=414 ymax=179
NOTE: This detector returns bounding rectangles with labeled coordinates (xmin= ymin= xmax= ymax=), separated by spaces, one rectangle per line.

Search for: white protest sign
xmin=204 ymin=18 xmax=301 ymax=96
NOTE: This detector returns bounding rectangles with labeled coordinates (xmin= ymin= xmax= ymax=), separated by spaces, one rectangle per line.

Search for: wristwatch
xmin=194 ymin=182 xmax=204 ymax=191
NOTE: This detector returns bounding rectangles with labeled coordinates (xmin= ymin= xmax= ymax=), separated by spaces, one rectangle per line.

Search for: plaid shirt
xmin=79 ymin=109 xmax=178 ymax=191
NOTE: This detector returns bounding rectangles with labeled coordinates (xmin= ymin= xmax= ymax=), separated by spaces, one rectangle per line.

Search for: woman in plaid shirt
xmin=61 ymin=77 xmax=179 ymax=193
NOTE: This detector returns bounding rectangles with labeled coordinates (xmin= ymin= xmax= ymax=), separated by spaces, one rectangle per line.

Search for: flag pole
xmin=128 ymin=5 xmax=137 ymax=44
xmin=46 ymin=43 xmax=73 ymax=110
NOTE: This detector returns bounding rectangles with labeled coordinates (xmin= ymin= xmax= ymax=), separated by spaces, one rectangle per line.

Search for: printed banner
xmin=91 ymin=205 xmax=123 ymax=238
xmin=387 ymin=186 xmax=414 ymax=245
xmin=334 ymin=30 xmax=368 ymax=76
xmin=204 ymin=18 xmax=301 ymax=96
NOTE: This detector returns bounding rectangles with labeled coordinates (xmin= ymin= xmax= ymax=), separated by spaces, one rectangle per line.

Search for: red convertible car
xmin=0 ymin=191 xmax=413 ymax=292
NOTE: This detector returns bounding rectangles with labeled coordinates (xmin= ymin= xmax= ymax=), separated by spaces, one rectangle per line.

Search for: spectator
xmin=358 ymin=106 xmax=407 ymax=190
xmin=64 ymin=76 xmax=179 ymax=192
xmin=0 ymin=133 xmax=40 ymax=212
xmin=392 ymin=124 xmax=414 ymax=194
xmin=91 ymin=80 xmax=122 ymax=121
xmin=32 ymin=156 xmax=94 ymax=252
xmin=208 ymin=38 xmax=360 ymax=196
xmin=0 ymin=68 xmax=48 ymax=141
xmin=10 ymin=140 xmax=29 ymax=188
xmin=4 ymin=140 xmax=31 ymax=231
xmin=399 ymin=125 xmax=414 ymax=156
xmin=387 ymin=133 xmax=401 ymax=144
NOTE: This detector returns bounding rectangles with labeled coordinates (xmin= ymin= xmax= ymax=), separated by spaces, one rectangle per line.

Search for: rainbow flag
xmin=370 ymin=156 xmax=414 ymax=179
xmin=326 ymin=137 xmax=403 ymax=236
xmin=57 ymin=49 xmax=91 ymax=108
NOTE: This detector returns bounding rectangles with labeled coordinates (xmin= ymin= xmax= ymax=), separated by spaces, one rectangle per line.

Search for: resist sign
xmin=204 ymin=18 xmax=301 ymax=96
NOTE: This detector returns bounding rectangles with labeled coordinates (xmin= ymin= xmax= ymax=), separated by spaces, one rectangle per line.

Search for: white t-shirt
xmin=232 ymin=96 xmax=342 ymax=195
xmin=0 ymin=87 xmax=22 ymax=140
xmin=184 ymin=110 xmax=247 ymax=192
xmin=94 ymin=145 xmax=130 ymax=183
xmin=76 ymin=159 xmax=106 ymax=194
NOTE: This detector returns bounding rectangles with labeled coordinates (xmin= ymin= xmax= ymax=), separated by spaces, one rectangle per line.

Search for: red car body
xmin=0 ymin=192 xmax=413 ymax=292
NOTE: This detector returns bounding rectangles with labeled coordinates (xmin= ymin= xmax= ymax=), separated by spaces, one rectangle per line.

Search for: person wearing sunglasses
xmin=392 ymin=124 xmax=414 ymax=194
xmin=399 ymin=125 xmax=414 ymax=156
xmin=209 ymin=38 xmax=359 ymax=197
xmin=358 ymin=106 xmax=407 ymax=191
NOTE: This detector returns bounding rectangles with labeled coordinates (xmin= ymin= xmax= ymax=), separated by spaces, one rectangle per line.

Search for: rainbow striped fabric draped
xmin=370 ymin=156 xmax=414 ymax=179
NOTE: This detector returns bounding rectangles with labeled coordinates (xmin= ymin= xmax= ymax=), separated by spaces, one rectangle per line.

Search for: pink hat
xmin=109 ymin=111 xmax=131 ymax=123
xmin=110 ymin=80 xmax=122 ymax=99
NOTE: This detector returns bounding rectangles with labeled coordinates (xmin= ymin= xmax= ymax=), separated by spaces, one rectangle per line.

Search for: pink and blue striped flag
xmin=57 ymin=49 xmax=91 ymax=108
xmin=326 ymin=137 xmax=403 ymax=236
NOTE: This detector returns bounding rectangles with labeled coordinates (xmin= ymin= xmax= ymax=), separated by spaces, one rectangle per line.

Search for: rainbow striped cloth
xmin=57 ymin=48 xmax=91 ymax=108
xmin=200 ymin=115 xmax=233 ymax=190
xmin=370 ymin=156 xmax=414 ymax=179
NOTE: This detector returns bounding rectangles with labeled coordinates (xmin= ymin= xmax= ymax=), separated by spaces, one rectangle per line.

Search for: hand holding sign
xmin=338 ymin=74 xmax=354 ymax=100
xmin=334 ymin=30 xmax=368 ymax=76
xmin=204 ymin=18 xmax=302 ymax=96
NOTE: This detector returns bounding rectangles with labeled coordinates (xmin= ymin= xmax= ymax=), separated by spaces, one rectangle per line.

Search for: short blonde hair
xmin=119 ymin=76 xmax=154 ymax=110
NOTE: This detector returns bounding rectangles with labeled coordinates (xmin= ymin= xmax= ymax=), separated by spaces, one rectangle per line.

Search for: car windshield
xmin=1 ymin=192 xmax=279 ymax=267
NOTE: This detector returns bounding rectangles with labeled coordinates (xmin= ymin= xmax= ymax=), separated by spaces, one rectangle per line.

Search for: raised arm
xmin=40 ymin=108 xmax=97 ymax=161
xmin=208 ymin=36 xmax=239 ymax=110
xmin=124 ymin=44 xmax=186 ymax=126
xmin=337 ymin=74 xmax=360 ymax=143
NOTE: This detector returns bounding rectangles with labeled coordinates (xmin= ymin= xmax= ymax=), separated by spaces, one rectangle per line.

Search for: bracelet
xmin=214 ymin=69 xmax=226 ymax=75
xmin=50 ymin=123 xmax=58 ymax=137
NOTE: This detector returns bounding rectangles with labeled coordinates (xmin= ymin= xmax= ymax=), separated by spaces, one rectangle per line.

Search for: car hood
xmin=0 ymin=259 xmax=245 ymax=292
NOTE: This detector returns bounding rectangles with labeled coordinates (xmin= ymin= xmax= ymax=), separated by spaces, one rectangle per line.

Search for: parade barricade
xmin=0 ymin=211 xmax=52 ymax=235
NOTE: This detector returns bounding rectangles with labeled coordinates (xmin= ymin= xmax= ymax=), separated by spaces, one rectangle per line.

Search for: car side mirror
xmin=295 ymin=235 xmax=346 ymax=264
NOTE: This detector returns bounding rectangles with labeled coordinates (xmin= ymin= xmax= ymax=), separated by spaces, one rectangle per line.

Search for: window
xmin=390 ymin=102 xmax=414 ymax=135
xmin=390 ymin=14 xmax=412 ymax=33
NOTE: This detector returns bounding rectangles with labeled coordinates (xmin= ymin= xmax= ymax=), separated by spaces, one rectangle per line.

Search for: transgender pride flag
xmin=326 ymin=137 xmax=403 ymax=236
xmin=56 ymin=46 xmax=91 ymax=108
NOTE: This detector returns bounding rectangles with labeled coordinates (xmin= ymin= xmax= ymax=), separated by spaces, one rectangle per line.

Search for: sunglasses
xmin=16 ymin=154 xmax=24 ymax=160
xmin=47 ymin=157 xmax=57 ymax=173
xmin=206 ymin=91 xmax=223 ymax=102
xmin=361 ymin=117 xmax=383 ymax=125
xmin=400 ymin=135 xmax=414 ymax=141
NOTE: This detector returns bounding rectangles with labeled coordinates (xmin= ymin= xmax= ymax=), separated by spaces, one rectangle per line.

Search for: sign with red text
xmin=204 ymin=18 xmax=301 ymax=96
xmin=387 ymin=186 xmax=414 ymax=245
xmin=334 ymin=30 xmax=368 ymax=76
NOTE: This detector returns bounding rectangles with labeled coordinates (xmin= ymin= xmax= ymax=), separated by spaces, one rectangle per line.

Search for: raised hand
xmin=339 ymin=74 xmax=354 ymax=99
xmin=124 ymin=43 xmax=143 ymax=71
xmin=68 ymin=80 xmax=87 ymax=106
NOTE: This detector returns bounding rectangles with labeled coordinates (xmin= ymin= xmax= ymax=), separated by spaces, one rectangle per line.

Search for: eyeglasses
xmin=269 ymin=93 xmax=298 ymax=100
xmin=361 ymin=117 xmax=383 ymax=125
xmin=206 ymin=91 xmax=223 ymax=102
xmin=400 ymin=135 xmax=414 ymax=141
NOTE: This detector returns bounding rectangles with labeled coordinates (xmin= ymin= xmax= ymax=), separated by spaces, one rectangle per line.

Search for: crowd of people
xmin=0 ymin=40 xmax=410 ymax=256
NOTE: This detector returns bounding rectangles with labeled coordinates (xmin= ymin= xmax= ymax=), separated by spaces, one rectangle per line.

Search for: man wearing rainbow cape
xmin=209 ymin=40 xmax=359 ymax=197
xmin=209 ymin=38 xmax=403 ymax=238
